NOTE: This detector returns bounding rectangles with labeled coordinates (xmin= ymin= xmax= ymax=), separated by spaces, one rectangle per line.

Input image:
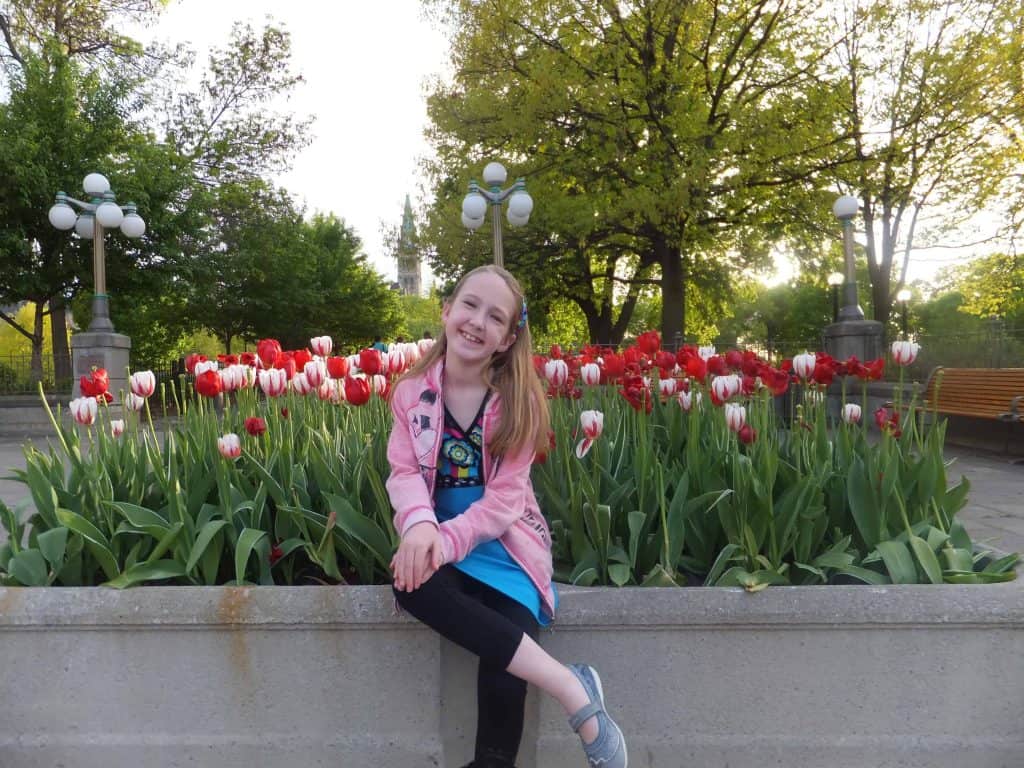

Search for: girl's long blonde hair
xmin=400 ymin=265 xmax=550 ymax=459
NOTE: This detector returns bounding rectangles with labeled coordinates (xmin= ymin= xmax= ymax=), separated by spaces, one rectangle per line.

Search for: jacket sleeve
xmin=437 ymin=442 xmax=534 ymax=564
xmin=385 ymin=381 xmax=438 ymax=537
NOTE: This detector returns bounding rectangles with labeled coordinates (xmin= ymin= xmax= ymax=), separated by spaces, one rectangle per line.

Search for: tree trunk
xmin=50 ymin=296 xmax=71 ymax=387
xmin=658 ymin=236 xmax=685 ymax=344
xmin=30 ymin=302 xmax=45 ymax=384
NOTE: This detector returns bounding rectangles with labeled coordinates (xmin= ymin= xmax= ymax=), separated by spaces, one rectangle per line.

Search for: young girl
xmin=386 ymin=265 xmax=628 ymax=768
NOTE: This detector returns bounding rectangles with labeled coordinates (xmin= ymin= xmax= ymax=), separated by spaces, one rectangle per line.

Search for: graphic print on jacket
xmin=409 ymin=389 xmax=439 ymax=482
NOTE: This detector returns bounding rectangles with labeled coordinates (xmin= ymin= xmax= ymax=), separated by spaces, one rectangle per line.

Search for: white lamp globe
xmin=48 ymin=202 xmax=77 ymax=230
xmin=896 ymin=288 xmax=912 ymax=302
xmin=75 ymin=213 xmax=95 ymax=238
xmin=482 ymin=162 xmax=507 ymax=186
xmin=462 ymin=212 xmax=485 ymax=230
xmin=507 ymin=190 xmax=533 ymax=218
xmin=120 ymin=210 xmax=146 ymax=238
xmin=462 ymin=192 xmax=487 ymax=220
xmin=832 ymin=195 xmax=859 ymax=220
xmin=95 ymin=200 xmax=124 ymax=228
xmin=83 ymin=173 xmax=111 ymax=197
xmin=507 ymin=211 xmax=530 ymax=227
xmin=827 ymin=271 xmax=844 ymax=287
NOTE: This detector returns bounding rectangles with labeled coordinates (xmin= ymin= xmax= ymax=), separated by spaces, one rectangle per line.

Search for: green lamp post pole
xmin=461 ymin=162 xmax=534 ymax=267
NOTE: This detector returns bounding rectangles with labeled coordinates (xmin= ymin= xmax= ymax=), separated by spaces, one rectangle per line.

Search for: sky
xmin=127 ymin=0 xmax=451 ymax=286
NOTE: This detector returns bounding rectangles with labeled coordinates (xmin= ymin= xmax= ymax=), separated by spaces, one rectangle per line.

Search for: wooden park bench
xmin=914 ymin=367 xmax=1024 ymax=457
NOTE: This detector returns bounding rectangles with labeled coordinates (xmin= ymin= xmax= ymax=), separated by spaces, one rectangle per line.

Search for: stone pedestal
xmin=71 ymin=331 xmax=131 ymax=400
xmin=823 ymin=319 xmax=885 ymax=364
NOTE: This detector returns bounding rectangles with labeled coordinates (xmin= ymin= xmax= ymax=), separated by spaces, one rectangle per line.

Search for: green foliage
xmin=396 ymin=293 xmax=442 ymax=341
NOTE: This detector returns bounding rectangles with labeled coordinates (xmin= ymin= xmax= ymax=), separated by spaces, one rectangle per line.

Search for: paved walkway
xmin=1 ymin=434 xmax=1021 ymax=555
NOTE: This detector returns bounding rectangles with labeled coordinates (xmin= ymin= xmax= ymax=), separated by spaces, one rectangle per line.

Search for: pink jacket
xmin=385 ymin=360 xmax=556 ymax=619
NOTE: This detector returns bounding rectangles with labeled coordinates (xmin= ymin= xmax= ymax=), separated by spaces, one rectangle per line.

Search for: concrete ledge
xmin=0 ymin=583 xmax=1022 ymax=767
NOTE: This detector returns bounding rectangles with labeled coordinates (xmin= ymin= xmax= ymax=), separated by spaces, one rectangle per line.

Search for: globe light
xmin=507 ymin=210 xmax=530 ymax=227
xmin=896 ymin=288 xmax=912 ymax=302
xmin=462 ymin=192 xmax=487 ymax=220
xmin=827 ymin=272 xmax=845 ymax=287
xmin=95 ymin=197 xmax=125 ymax=228
xmin=75 ymin=212 xmax=96 ymax=238
xmin=507 ymin=189 xmax=533 ymax=219
xmin=83 ymin=173 xmax=111 ymax=197
xmin=462 ymin=212 xmax=485 ymax=230
xmin=482 ymin=161 xmax=507 ymax=187
xmin=832 ymin=195 xmax=859 ymax=220
xmin=48 ymin=198 xmax=77 ymax=230
xmin=120 ymin=204 xmax=146 ymax=238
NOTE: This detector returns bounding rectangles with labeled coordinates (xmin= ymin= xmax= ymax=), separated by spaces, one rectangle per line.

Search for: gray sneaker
xmin=567 ymin=664 xmax=628 ymax=768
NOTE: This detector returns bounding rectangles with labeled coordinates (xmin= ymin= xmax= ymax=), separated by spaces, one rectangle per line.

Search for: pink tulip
xmin=217 ymin=433 xmax=241 ymax=459
xmin=110 ymin=419 xmax=125 ymax=438
xmin=544 ymin=359 xmax=569 ymax=387
xmin=70 ymin=396 xmax=98 ymax=426
xmin=575 ymin=410 xmax=604 ymax=458
xmin=129 ymin=370 xmax=155 ymax=398
xmin=304 ymin=360 xmax=326 ymax=388
xmin=310 ymin=336 xmax=333 ymax=357
xmin=792 ymin=352 xmax=816 ymax=379
xmin=258 ymin=368 xmax=288 ymax=397
xmin=891 ymin=341 xmax=920 ymax=366
xmin=580 ymin=363 xmax=601 ymax=386
xmin=842 ymin=403 xmax=862 ymax=424
xmin=725 ymin=403 xmax=747 ymax=432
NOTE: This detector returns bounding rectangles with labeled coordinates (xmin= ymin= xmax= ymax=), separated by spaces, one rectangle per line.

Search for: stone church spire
xmin=396 ymin=195 xmax=422 ymax=296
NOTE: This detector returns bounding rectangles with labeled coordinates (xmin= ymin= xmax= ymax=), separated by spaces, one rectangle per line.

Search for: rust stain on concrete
xmin=217 ymin=587 xmax=252 ymax=681
xmin=0 ymin=588 xmax=23 ymax=616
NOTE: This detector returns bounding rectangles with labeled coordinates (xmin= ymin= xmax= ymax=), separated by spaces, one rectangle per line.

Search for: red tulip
xmin=245 ymin=417 xmax=267 ymax=436
xmin=240 ymin=352 xmax=257 ymax=367
xmin=326 ymin=356 xmax=350 ymax=379
xmin=275 ymin=355 xmax=297 ymax=381
xmin=344 ymin=375 xmax=372 ymax=406
xmin=185 ymin=354 xmax=207 ymax=374
xmin=257 ymin=339 xmax=282 ymax=369
xmin=292 ymin=348 xmax=313 ymax=371
xmin=79 ymin=368 xmax=109 ymax=398
xmin=636 ymin=330 xmax=661 ymax=355
xmin=195 ymin=369 xmax=223 ymax=397
xmin=358 ymin=348 xmax=383 ymax=376
xmin=738 ymin=424 xmax=757 ymax=445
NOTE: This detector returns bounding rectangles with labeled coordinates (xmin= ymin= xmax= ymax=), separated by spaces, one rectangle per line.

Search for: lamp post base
xmin=823 ymin=319 xmax=885 ymax=364
xmin=71 ymin=331 xmax=132 ymax=400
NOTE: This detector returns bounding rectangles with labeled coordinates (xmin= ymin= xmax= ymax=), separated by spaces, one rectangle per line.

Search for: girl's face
xmin=441 ymin=271 xmax=519 ymax=367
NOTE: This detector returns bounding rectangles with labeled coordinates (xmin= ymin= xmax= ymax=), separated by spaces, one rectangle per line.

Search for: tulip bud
xmin=842 ymin=403 xmax=862 ymax=424
xmin=129 ymin=370 xmax=156 ymax=398
xmin=580 ymin=363 xmax=601 ymax=386
xmin=70 ymin=396 xmax=98 ymax=426
xmin=310 ymin=335 xmax=333 ymax=357
xmin=792 ymin=352 xmax=816 ymax=379
xmin=123 ymin=393 xmax=146 ymax=413
xmin=890 ymin=340 xmax=920 ymax=366
xmin=725 ymin=402 xmax=747 ymax=432
xmin=244 ymin=417 xmax=267 ymax=436
xmin=110 ymin=419 xmax=125 ymax=438
xmin=575 ymin=410 xmax=604 ymax=458
xmin=217 ymin=433 xmax=241 ymax=459
xmin=737 ymin=424 xmax=757 ymax=445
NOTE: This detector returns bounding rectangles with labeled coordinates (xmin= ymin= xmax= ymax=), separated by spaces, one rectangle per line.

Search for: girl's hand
xmin=391 ymin=522 xmax=444 ymax=592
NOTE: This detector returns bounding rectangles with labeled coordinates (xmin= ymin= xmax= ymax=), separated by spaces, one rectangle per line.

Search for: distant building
xmin=395 ymin=195 xmax=422 ymax=297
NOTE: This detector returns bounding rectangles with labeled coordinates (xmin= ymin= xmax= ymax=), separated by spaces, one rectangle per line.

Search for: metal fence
xmin=0 ymin=352 xmax=73 ymax=395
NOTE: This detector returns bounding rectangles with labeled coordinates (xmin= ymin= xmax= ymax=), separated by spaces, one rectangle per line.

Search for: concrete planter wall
xmin=1 ymin=583 xmax=1021 ymax=768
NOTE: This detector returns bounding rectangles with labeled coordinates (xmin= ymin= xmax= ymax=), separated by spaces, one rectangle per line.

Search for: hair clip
xmin=517 ymin=298 xmax=528 ymax=330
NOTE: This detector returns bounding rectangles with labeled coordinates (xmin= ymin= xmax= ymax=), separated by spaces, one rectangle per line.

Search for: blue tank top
xmin=434 ymin=393 xmax=554 ymax=625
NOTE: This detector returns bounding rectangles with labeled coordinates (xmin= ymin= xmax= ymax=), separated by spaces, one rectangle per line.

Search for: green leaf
xmin=8 ymin=549 xmax=49 ymax=586
xmin=186 ymin=520 xmax=229 ymax=574
xmin=875 ymin=540 xmax=918 ymax=584
xmin=705 ymin=543 xmax=742 ymax=586
xmin=908 ymin=535 xmax=943 ymax=584
xmin=104 ymin=560 xmax=187 ymax=589
xmin=37 ymin=527 xmax=69 ymax=570
xmin=608 ymin=563 xmax=631 ymax=586
xmin=234 ymin=528 xmax=267 ymax=585
xmin=146 ymin=522 xmax=185 ymax=564
xmin=834 ymin=565 xmax=890 ymax=585
xmin=55 ymin=508 xmax=119 ymax=580
xmin=323 ymin=492 xmax=393 ymax=570
xmin=107 ymin=501 xmax=171 ymax=539
xmin=640 ymin=563 xmax=679 ymax=587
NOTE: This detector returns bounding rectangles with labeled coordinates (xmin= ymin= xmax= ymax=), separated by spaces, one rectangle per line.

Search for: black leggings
xmin=393 ymin=565 xmax=539 ymax=765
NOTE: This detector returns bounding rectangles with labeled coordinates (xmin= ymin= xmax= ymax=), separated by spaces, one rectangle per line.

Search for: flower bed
xmin=0 ymin=334 xmax=1016 ymax=588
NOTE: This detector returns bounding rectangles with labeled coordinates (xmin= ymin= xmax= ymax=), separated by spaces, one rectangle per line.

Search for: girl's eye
xmin=463 ymin=300 xmax=476 ymax=308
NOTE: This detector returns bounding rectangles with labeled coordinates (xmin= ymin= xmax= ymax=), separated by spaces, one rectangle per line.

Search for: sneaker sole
xmin=585 ymin=667 xmax=628 ymax=768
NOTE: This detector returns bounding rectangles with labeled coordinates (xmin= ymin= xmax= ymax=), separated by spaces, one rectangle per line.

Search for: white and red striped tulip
xmin=110 ymin=419 xmax=125 ymax=438
xmin=580 ymin=363 xmax=601 ymax=386
xmin=193 ymin=359 xmax=219 ymax=377
xmin=217 ymin=433 xmax=241 ymax=459
xmin=677 ymin=391 xmax=700 ymax=412
xmin=792 ymin=352 xmax=816 ymax=379
xmin=129 ymin=370 xmax=155 ymax=398
xmin=291 ymin=372 xmax=314 ymax=396
xmin=711 ymin=374 xmax=742 ymax=402
xmin=317 ymin=379 xmax=341 ymax=403
xmin=346 ymin=353 xmax=361 ymax=374
xmin=124 ymin=393 xmax=146 ymax=412
xmin=371 ymin=374 xmax=388 ymax=395
xmin=658 ymin=378 xmax=678 ymax=397
xmin=725 ymin=403 xmax=747 ymax=432
xmin=544 ymin=359 xmax=569 ymax=387
xmin=418 ymin=337 xmax=435 ymax=356
xmin=575 ymin=410 xmax=605 ymax=458
xmin=219 ymin=364 xmax=247 ymax=393
xmin=304 ymin=359 xmax=327 ymax=388
xmin=258 ymin=368 xmax=288 ymax=397
xmin=70 ymin=396 xmax=98 ymax=426
xmin=842 ymin=403 xmax=862 ymax=424
xmin=383 ymin=349 xmax=406 ymax=376
xmin=310 ymin=335 xmax=333 ymax=357
xmin=698 ymin=345 xmax=716 ymax=361
xmin=891 ymin=341 xmax=920 ymax=366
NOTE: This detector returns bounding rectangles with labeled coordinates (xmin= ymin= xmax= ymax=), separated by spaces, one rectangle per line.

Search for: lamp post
xmin=827 ymin=271 xmax=844 ymax=323
xmin=48 ymin=173 xmax=145 ymax=397
xmin=896 ymin=288 xmax=911 ymax=339
xmin=48 ymin=173 xmax=146 ymax=333
xmin=831 ymin=195 xmax=864 ymax=321
xmin=461 ymin=161 xmax=533 ymax=267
